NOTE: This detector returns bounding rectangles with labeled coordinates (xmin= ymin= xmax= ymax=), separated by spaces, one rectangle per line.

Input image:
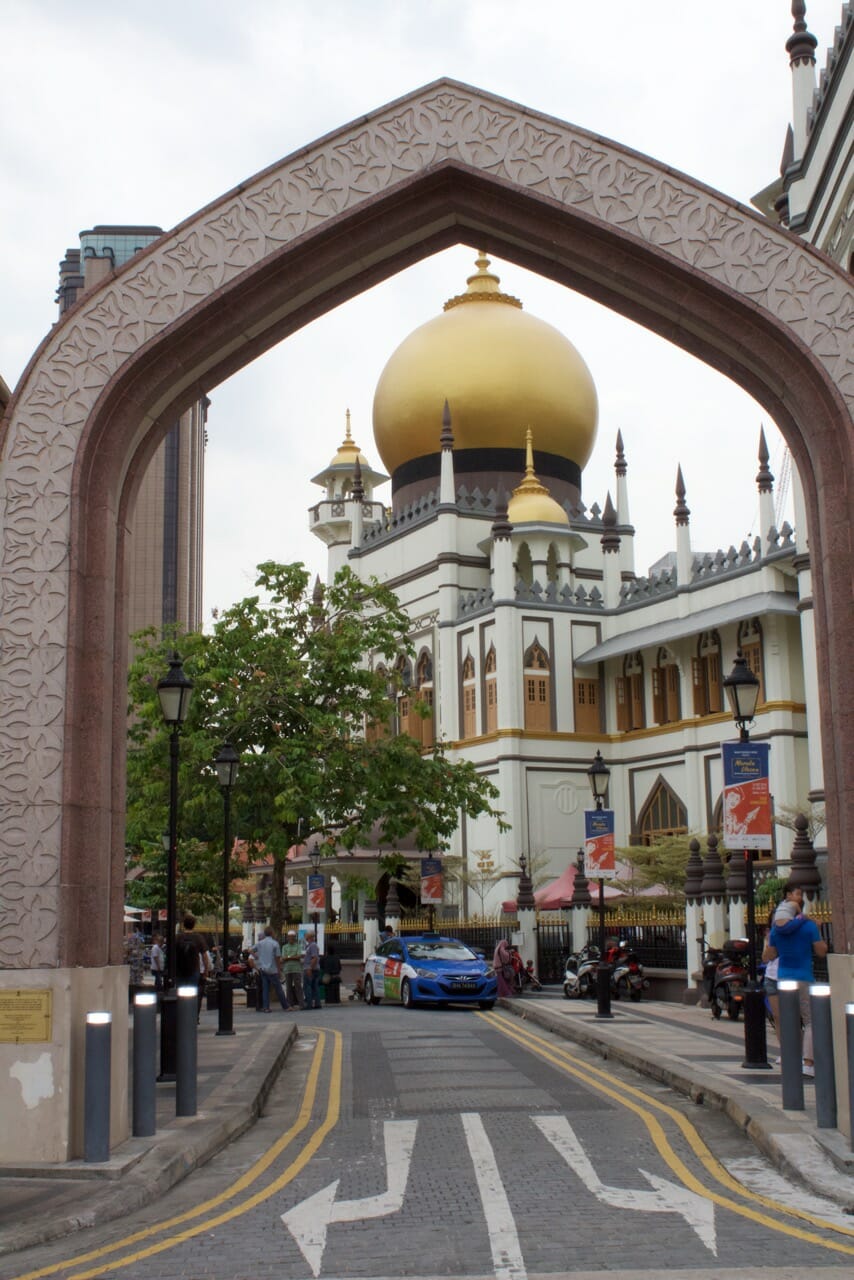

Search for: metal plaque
xmin=0 ymin=989 xmax=53 ymax=1043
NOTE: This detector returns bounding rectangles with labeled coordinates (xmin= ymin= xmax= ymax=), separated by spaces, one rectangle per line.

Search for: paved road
xmin=5 ymin=1005 xmax=854 ymax=1280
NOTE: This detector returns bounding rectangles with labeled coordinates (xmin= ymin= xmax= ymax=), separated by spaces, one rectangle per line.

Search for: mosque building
xmin=308 ymin=251 xmax=820 ymax=913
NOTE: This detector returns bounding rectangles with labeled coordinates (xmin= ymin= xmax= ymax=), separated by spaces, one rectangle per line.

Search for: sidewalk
xmin=2 ymin=991 xmax=853 ymax=1261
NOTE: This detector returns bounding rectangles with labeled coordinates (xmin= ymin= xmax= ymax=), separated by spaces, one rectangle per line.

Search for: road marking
xmin=281 ymin=1119 xmax=418 ymax=1278
xmin=461 ymin=1112 xmax=527 ymax=1280
xmin=534 ymin=1114 xmax=717 ymax=1254
xmin=483 ymin=1013 xmax=854 ymax=1257
xmin=8 ymin=1030 xmax=343 ymax=1280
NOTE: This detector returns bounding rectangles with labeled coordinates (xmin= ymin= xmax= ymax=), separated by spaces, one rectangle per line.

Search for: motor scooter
xmin=610 ymin=945 xmax=649 ymax=1001
xmin=700 ymin=938 xmax=749 ymax=1020
xmin=563 ymin=943 xmax=600 ymax=999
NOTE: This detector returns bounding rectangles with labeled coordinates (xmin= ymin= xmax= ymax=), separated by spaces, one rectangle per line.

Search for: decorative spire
xmin=516 ymin=853 xmax=535 ymax=911
xmin=673 ymin=465 xmax=690 ymax=526
xmin=756 ymin=426 xmax=774 ymax=494
xmin=699 ymin=833 xmax=726 ymax=901
xmin=570 ymin=850 xmax=592 ymax=908
xmin=787 ymin=1 xmax=817 ymax=65
xmin=600 ymin=491 xmax=620 ymax=553
xmin=344 ymin=407 xmax=352 ymax=442
xmin=683 ymin=839 xmax=704 ymax=900
xmin=491 ymin=494 xmax=513 ymax=541
xmin=352 ymin=455 xmax=364 ymax=502
xmin=440 ymin=399 xmax=454 ymax=450
xmin=507 ymin=429 xmax=570 ymax=526
xmin=615 ymin=429 xmax=627 ymax=478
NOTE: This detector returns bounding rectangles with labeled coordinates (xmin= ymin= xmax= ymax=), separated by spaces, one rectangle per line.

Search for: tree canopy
xmin=126 ymin=562 xmax=505 ymax=934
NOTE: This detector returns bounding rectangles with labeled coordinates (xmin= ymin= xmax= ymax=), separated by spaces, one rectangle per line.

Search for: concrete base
xmin=0 ymin=966 xmax=129 ymax=1163
xmin=828 ymin=953 xmax=854 ymax=1141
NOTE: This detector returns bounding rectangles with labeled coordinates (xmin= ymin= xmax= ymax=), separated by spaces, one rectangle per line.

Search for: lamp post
xmin=722 ymin=649 xmax=770 ymax=1070
xmin=586 ymin=751 xmax=613 ymax=1019
xmin=156 ymin=652 xmax=193 ymax=1080
xmin=213 ymin=742 xmax=239 ymax=1037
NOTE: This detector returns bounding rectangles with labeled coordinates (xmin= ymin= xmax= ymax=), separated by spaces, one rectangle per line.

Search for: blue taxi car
xmin=363 ymin=934 xmax=497 ymax=1010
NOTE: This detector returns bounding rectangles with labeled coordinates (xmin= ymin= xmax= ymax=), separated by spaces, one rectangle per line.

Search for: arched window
xmin=738 ymin=618 xmax=765 ymax=704
xmin=484 ymin=644 xmax=498 ymax=733
xmin=636 ymin=777 xmax=688 ymax=845
xmin=616 ymin=652 xmax=645 ymax=731
xmin=546 ymin=542 xmax=559 ymax=584
xmin=416 ymin=649 xmax=434 ymax=747
xmin=692 ymin=630 xmax=722 ymax=715
xmin=516 ymin=542 xmax=533 ymax=587
xmin=461 ymin=651 xmax=477 ymax=738
xmin=652 ymin=646 xmax=681 ymax=725
xmin=523 ymin=639 xmax=551 ymax=732
xmin=366 ymin=663 xmax=392 ymax=742
xmin=396 ymin=656 xmax=413 ymax=738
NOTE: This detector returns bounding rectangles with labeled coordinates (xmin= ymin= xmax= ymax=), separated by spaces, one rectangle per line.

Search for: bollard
xmin=176 ymin=985 xmax=198 ymax=1117
xmin=217 ymin=973 xmax=235 ymax=1036
xmin=84 ymin=1012 xmax=112 ymax=1162
xmin=809 ymin=984 xmax=837 ymax=1130
xmin=847 ymin=1004 xmax=854 ymax=1151
xmin=132 ymin=992 xmax=158 ymax=1137
xmin=778 ymin=981 xmax=804 ymax=1111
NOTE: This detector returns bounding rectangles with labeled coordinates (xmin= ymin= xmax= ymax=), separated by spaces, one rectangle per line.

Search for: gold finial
xmin=444 ymin=251 xmax=522 ymax=311
xmin=345 ymin=408 xmax=352 ymax=442
xmin=512 ymin=429 xmax=549 ymax=499
xmin=506 ymin=428 xmax=569 ymax=526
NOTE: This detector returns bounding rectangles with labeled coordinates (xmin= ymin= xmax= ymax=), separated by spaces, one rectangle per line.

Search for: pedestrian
xmin=281 ymin=929 xmax=304 ymax=1009
xmin=322 ymin=944 xmax=342 ymax=1003
xmin=175 ymin=914 xmax=210 ymax=1020
xmin=760 ymin=907 xmax=780 ymax=1056
xmin=149 ymin=933 xmax=165 ymax=992
xmin=302 ymin=929 xmax=322 ymax=1009
xmin=493 ymin=938 xmax=515 ymax=998
xmin=764 ymin=881 xmax=828 ymax=1076
xmin=252 ymin=926 xmax=290 ymax=1012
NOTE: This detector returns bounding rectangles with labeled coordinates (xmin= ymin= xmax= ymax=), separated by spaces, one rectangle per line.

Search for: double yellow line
xmin=482 ymin=1012 xmax=854 ymax=1256
xmin=10 ymin=1029 xmax=343 ymax=1280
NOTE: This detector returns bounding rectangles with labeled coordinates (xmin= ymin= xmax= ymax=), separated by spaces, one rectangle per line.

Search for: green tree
xmin=610 ymin=835 xmax=698 ymax=902
xmin=126 ymin=562 xmax=505 ymax=935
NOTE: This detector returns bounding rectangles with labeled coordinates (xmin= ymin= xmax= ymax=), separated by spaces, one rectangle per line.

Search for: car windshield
xmin=407 ymin=941 xmax=478 ymax=962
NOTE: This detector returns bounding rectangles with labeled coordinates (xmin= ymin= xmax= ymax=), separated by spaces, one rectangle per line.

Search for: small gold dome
xmin=372 ymin=253 xmax=598 ymax=476
xmin=329 ymin=409 xmax=369 ymax=467
xmin=507 ymin=430 xmax=569 ymax=525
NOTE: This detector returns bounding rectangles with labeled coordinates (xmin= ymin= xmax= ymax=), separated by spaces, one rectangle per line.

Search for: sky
xmin=0 ymin=1 xmax=845 ymax=618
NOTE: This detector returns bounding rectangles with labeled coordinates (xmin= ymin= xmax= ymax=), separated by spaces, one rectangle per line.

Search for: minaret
xmin=600 ymin=492 xmax=621 ymax=606
xmin=755 ymin=427 xmax=776 ymax=552
xmin=308 ymin=409 xmax=388 ymax=582
xmin=439 ymin=400 xmax=455 ymax=506
xmin=614 ymin=429 xmax=635 ymax=576
xmin=673 ymin=465 xmax=692 ymax=586
xmin=787 ymin=1 xmax=818 ymax=163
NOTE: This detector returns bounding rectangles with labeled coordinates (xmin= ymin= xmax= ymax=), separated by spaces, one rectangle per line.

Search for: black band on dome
xmin=392 ymin=447 xmax=582 ymax=491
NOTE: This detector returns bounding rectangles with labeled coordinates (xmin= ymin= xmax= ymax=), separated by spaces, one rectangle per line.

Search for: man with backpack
xmin=175 ymin=914 xmax=210 ymax=1020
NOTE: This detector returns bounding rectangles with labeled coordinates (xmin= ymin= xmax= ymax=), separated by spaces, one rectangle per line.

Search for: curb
xmin=0 ymin=1024 xmax=296 ymax=1258
xmin=498 ymin=998 xmax=854 ymax=1210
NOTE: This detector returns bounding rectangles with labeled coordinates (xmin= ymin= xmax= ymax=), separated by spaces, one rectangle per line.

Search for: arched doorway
xmin=1 ymin=79 xmax=852 ymax=1155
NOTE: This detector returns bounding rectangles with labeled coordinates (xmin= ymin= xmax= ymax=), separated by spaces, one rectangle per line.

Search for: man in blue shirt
xmin=766 ymin=882 xmax=827 ymax=1076
xmin=252 ymin=926 xmax=290 ymax=1012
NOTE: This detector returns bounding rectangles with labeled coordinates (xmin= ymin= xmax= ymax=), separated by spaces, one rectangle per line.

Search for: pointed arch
xmin=692 ymin=630 xmax=722 ymax=716
xmin=636 ymin=776 xmax=689 ymax=846
xmin=523 ymin=638 xmax=552 ymax=732
xmin=515 ymin=542 xmax=534 ymax=588
xmin=415 ymin=647 xmax=434 ymax=747
xmin=461 ymin=650 xmax=477 ymax=739
xmin=484 ymin=642 xmax=498 ymax=734
xmin=0 ymin=74 xmax=852 ymax=962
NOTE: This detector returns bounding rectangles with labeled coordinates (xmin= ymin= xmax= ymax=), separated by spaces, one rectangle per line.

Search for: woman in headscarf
xmin=493 ymin=938 xmax=515 ymax=998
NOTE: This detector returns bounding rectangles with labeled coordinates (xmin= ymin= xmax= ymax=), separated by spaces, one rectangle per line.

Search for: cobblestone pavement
xmin=3 ymin=1003 xmax=854 ymax=1280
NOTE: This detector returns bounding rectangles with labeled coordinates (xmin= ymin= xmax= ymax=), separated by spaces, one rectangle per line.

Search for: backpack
xmin=175 ymin=933 xmax=200 ymax=981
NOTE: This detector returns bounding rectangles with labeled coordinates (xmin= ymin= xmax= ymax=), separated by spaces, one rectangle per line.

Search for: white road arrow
xmin=534 ymin=1114 xmax=717 ymax=1256
xmin=281 ymin=1119 xmax=418 ymax=1277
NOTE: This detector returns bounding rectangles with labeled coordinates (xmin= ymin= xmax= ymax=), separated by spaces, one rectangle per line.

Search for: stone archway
xmin=1 ymin=78 xmax=852 ymax=1153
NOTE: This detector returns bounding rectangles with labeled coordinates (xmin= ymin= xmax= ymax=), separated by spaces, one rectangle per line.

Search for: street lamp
xmin=586 ymin=751 xmax=613 ymax=1019
xmin=213 ymin=741 xmax=240 ymax=1037
xmin=156 ymin=651 xmax=193 ymax=1080
xmin=722 ymin=649 xmax=769 ymax=1070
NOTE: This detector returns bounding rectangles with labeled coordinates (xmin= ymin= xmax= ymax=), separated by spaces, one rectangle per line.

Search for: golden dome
xmin=329 ymin=409 xmax=369 ymax=467
xmin=372 ymin=253 xmax=598 ymax=476
xmin=507 ymin=430 xmax=569 ymax=526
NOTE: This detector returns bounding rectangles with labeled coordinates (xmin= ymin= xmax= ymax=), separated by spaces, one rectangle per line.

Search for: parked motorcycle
xmin=227 ymin=950 xmax=256 ymax=990
xmin=700 ymin=938 xmax=749 ymax=1020
xmin=609 ymin=944 xmax=649 ymax=1001
xmin=563 ymin=943 xmax=600 ymax=999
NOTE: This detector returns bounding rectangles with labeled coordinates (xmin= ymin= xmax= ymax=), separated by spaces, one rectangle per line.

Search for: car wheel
xmin=364 ymin=976 xmax=380 ymax=1006
xmin=479 ymin=1000 xmax=495 ymax=1010
xmin=401 ymin=978 xmax=415 ymax=1009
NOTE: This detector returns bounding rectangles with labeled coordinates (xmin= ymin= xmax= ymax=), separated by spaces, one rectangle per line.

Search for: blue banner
xmin=584 ymin=809 xmax=615 ymax=876
xmin=721 ymin=740 xmax=772 ymax=850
